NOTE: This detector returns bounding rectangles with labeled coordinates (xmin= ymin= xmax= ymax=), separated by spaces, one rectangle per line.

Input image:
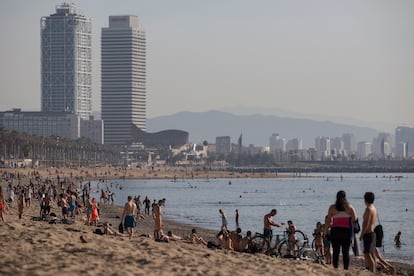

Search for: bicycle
xmin=252 ymin=229 xmax=309 ymax=259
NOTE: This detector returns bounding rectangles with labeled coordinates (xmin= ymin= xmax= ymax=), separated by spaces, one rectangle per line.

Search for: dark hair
xmin=335 ymin=190 xmax=347 ymax=211
xmin=364 ymin=192 xmax=375 ymax=204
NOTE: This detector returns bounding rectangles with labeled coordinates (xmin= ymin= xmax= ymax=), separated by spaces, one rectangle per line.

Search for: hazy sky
xmin=0 ymin=0 xmax=413 ymax=127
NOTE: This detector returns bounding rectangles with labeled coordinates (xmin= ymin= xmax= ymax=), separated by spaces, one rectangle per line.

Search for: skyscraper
xmin=101 ymin=15 xmax=146 ymax=145
xmin=41 ymin=3 xmax=92 ymax=120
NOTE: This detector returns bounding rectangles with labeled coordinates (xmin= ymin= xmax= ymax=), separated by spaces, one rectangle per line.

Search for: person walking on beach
xmin=263 ymin=209 xmax=284 ymax=244
xmin=324 ymin=190 xmax=357 ymax=270
xmin=121 ymin=196 xmax=137 ymax=239
xmin=143 ymin=196 xmax=150 ymax=215
xmin=0 ymin=186 xmax=7 ymax=223
xmin=219 ymin=209 xmax=228 ymax=231
xmin=360 ymin=191 xmax=377 ymax=273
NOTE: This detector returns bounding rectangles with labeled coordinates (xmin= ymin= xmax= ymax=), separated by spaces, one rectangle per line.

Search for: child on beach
xmin=313 ymin=221 xmax=324 ymax=256
xmin=286 ymin=220 xmax=297 ymax=255
xmin=89 ymin=198 xmax=99 ymax=226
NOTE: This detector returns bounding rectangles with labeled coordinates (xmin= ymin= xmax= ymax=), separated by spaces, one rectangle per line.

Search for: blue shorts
xmin=124 ymin=215 xmax=136 ymax=228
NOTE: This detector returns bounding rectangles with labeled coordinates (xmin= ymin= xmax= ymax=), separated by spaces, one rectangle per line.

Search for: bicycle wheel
xmin=294 ymin=230 xmax=309 ymax=253
xmin=277 ymin=240 xmax=291 ymax=258
xmin=251 ymin=233 xmax=269 ymax=254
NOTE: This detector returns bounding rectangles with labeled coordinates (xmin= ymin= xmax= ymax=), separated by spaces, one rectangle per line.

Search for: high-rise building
xmin=395 ymin=126 xmax=414 ymax=158
xmin=216 ymin=136 xmax=231 ymax=154
xmin=101 ymin=15 xmax=146 ymax=145
xmin=41 ymin=3 xmax=92 ymax=120
xmin=342 ymin=133 xmax=357 ymax=154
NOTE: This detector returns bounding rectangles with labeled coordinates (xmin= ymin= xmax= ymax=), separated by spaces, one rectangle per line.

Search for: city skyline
xmin=1 ymin=0 xmax=413 ymax=130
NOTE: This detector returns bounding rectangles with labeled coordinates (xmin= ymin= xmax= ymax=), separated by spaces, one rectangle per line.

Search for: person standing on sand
xmin=0 ymin=186 xmax=7 ymax=222
xmin=17 ymin=189 xmax=24 ymax=220
xmin=235 ymin=209 xmax=240 ymax=228
xmin=324 ymin=190 xmax=357 ymax=270
xmin=89 ymin=198 xmax=99 ymax=226
xmin=360 ymin=192 xmax=377 ymax=273
xmin=153 ymin=200 xmax=163 ymax=240
xmin=263 ymin=209 xmax=284 ymax=244
xmin=122 ymin=196 xmax=137 ymax=239
xmin=143 ymin=196 xmax=150 ymax=215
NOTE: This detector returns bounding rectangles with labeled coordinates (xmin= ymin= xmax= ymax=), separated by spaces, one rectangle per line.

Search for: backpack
xmin=374 ymin=224 xmax=383 ymax=247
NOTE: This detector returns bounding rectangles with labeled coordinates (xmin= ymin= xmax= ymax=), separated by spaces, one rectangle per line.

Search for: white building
xmin=269 ymin=133 xmax=286 ymax=152
xmin=357 ymin=141 xmax=372 ymax=159
xmin=101 ymin=15 xmax=146 ymax=145
xmin=41 ymin=3 xmax=92 ymax=120
xmin=286 ymin=138 xmax=303 ymax=151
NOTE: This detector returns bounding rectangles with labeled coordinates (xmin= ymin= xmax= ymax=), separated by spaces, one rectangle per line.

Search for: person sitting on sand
xmin=229 ymin=228 xmax=243 ymax=252
xmin=216 ymin=230 xmax=233 ymax=250
xmin=239 ymin=230 xmax=253 ymax=252
xmin=121 ymin=196 xmax=137 ymax=239
xmin=186 ymin=228 xmax=208 ymax=246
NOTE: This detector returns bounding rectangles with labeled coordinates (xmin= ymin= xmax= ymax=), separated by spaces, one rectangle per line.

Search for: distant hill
xmin=147 ymin=110 xmax=380 ymax=148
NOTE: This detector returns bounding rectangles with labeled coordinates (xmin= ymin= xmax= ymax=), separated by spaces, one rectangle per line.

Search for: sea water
xmin=91 ymin=173 xmax=413 ymax=263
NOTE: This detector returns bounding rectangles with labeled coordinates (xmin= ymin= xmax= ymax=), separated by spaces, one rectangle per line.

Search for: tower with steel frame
xmin=41 ymin=3 xmax=92 ymax=120
xmin=101 ymin=15 xmax=146 ymax=145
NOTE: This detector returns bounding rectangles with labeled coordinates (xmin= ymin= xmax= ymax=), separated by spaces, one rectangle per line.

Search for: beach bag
xmin=374 ymin=224 xmax=383 ymax=247
xmin=353 ymin=219 xmax=361 ymax=234
xmin=118 ymin=222 xmax=124 ymax=234
xmin=375 ymin=213 xmax=383 ymax=247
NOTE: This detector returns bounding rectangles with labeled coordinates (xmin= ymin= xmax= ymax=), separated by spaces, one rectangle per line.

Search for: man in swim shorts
xmin=263 ymin=209 xmax=284 ymax=244
xmin=122 ymin=196 xmax=137 ymax=239
xmin=360 ymin=192 xmax=377 ymax=273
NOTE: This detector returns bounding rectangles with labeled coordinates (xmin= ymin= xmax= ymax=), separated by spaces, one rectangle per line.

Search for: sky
xmin=0 ymin=0 xmax=413 ymax=130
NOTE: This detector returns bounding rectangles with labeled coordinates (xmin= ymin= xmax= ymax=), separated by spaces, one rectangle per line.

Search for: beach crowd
xmin=0 ymin=169 xmax=406 ymax=275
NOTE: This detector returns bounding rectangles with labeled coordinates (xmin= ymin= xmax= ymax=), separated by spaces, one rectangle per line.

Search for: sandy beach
xmin=1 ymin=167 xmax=413 ymax=275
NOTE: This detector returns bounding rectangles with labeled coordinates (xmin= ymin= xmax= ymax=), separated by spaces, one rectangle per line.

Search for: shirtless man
xmin=360 ymin=192 xmax=377 ymax=273
xmin=153 ymin=201 xmax=163 ymax=240
xmin=264 ymin=209 xmax=284 ymax=244
xmin=121 ymin=196 xmax=137 ymax=239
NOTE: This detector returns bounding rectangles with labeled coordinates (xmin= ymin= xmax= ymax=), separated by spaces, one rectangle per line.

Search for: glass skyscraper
xmin=101 ymin=15 xmax=146 ymax=145
xmin=41 ymin=3 xmax=92 ymax=120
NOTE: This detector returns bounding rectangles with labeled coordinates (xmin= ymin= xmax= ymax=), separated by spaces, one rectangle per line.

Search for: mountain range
xmin=147 ymin=110 xmax=382 ymax=148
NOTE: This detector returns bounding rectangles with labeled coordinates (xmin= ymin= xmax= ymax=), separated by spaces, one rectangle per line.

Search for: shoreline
xmin=1 ymin=167 xmax=414 ymax=275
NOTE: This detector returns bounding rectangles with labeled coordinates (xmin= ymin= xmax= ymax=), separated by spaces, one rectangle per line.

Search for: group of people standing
xmin=325 ymin=190 xmax=396 ymax=274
